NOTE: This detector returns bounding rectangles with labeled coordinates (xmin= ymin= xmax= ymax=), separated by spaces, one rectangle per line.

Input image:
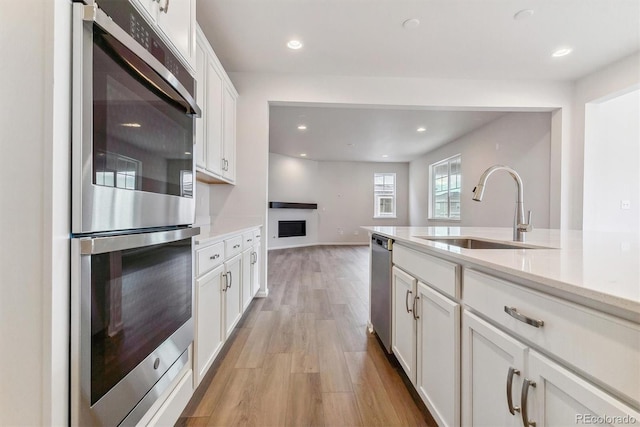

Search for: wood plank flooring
xmin=178 ymin=245 xmax=436 ymax=427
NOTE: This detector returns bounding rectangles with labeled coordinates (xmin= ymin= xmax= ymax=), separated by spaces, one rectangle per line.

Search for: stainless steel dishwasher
xmin=370 ymin=234 xmax=393 ymax=353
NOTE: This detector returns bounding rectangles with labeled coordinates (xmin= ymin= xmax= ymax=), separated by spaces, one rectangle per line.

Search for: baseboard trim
xmin=268 ymin=242 xmax=369 ymax=251
xmin=255 ymin=289 xmax=269 ymax=298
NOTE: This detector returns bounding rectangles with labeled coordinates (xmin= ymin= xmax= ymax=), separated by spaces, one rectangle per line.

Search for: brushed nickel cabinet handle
xmin=210 ymin=254 xmax=220 ymax=260
xmin=506 ymin=367 xmax=521 ymax=415
xmin=412 ymin=296 xmax=419 ymax=320
xmin=227 ymin=271 xmax=232 ymax=289
xmin=159 ymin=0 xmax=170 ymax=13
xmin=405 ymin=290 xmax=413 ymax=314
xmin=222 ymin=272 xmax=228 ymax=292
xmin=233 ymin=244 xmax=240 ymax=249
xmin=521 ymin=378 xmax=537 ymax=427
xmin=504 ymin=306 xmax=544 ymax=328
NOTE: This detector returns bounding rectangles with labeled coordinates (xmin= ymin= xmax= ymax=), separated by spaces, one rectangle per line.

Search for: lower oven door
xmin=71 ymin=227 xmax=198 ymax=426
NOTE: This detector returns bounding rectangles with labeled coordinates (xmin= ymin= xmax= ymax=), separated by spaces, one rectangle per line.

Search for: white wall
xmin=573 ymin=52 xmax=640 ymax=230
xmin=583 ymin=89 xmax=640 ymax=232
xmin=409 ymin=112 xmax=551 ymax=228
xmin=208 ymin=71 xmax=573 ymax=292
xmin=268 ymin=153 xmax=409 ymax=249
xmin=0 ymin=1 xmax=71 ymax=425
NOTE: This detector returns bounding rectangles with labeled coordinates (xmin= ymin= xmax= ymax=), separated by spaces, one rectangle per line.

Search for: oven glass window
xmin=92 ymin=31 xmax=194 ymax=198
xmin=90 ymin=238 xmax=192 ymax=404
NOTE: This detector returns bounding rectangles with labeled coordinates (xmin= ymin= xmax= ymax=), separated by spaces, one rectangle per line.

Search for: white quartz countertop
xmin=195 ymin=222 xmax=262 ymax=245
xmin=362 ymin=226 xmax=640 ymax=320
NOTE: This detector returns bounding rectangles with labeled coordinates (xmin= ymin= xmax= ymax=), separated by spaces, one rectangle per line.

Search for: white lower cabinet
xmin=392 ymin=266 xmax=417 ymax=383
xmin=463 ymin=311 xmax=640 ymax=427
xmin=193 ymin=227 xmax=262 ymax=388
xmin=241 ymin=248 xmax=252 ymax=311
xmin=195 ymin=265 xmax=224 ymax=385
xmin=223 ymin=254 xmax=242 ymax=339
xmin=392 ymin=266 xmax=461 ymax=427
xmin=526 ymin=350 xmax=640 ymax=427
xmin=462 ymin=311 xmax=527 ymax=427
xmin=251 ymin=242 xmax=261 ymax=297
xmin=416 ymin=283 xmax=460 ymax=427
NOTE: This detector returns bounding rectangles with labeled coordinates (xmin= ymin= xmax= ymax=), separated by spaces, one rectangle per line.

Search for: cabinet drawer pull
xmin=412 ymin=295 xmax=420 ymax=320
xmin=255 ymin=235 xmax=260 ymax=239
xmin=405 ymin=290 xmax=413 ymax=314
xmin=209 ymin=254 xmax=220 ymax=260
xmin=504 ymin=306 xmax=544 ymax=328
xmin=233 ymin=244 xmax=240 ymax=249
xmin=506 ymin=367 xmax=521 ymax=415
xmin=247 ymin=238 xmax=253 ymax=242
xmin=521 ymin=378 xmax=537 ymax=427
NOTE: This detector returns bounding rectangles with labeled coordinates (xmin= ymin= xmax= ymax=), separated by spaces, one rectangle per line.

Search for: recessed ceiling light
xmin=121 ymin=122 xmax=141 ymax=128
xmin=346 ymin=143 xmax=355 ymax=147
xmin=417 ymin=127 xmax=427 ymax=132
xmin=184 ymin=151 xmax=191 ymax=155
xmin=297 ymin=124 xmax=307 ymax=130
xmin=300 ymin=153 xmax=307 ymax=157
xmin=402 ymin=18 xmax=420 ymax=30
xmin=287 ymin=40 xmax=303 ymax=50
xmin=382 ymin=154 xmax=389 ymax=158
xmin=552 ymin=48 xmax=573 ymax=57
xmin=513 ymin=9 xmax=534 ymax=20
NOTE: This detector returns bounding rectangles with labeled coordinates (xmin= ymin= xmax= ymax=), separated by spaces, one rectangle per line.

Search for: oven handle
xmin=82 ymin=4 xmax=201 ymax=118
xmin=79 ymin=227 xmax=200 ymax=255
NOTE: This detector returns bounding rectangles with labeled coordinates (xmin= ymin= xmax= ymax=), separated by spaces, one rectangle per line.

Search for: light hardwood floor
xmin=178 ymin=245 xmax=436 ymax=427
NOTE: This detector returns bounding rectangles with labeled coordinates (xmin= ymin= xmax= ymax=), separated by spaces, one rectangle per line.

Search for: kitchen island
xmin=363 ymin=226 xmax=639 ymax=427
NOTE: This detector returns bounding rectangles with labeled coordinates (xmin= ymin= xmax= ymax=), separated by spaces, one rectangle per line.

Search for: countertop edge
xmin=195 ymin=224 xmax=262 ymax=246
xmin=363 ymin=227 xmax=640 ymax=323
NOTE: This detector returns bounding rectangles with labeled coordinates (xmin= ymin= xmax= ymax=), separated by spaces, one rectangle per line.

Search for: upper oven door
xmin=72 ymin=3 xmax=201 ymax=234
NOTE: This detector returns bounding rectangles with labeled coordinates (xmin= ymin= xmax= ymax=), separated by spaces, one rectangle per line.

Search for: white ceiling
xmin=269 ymin=104 xmax=509 ymax=162
xmin=197 ymin=0 xmax=640 ymax=81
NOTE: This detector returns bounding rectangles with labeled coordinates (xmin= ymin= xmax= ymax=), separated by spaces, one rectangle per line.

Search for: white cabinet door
xmin=223 ymin=255 xmax=242 ymax=339
xmin=222 ymin=86 xmax=236 ymax=182
xmin=195 ymin=264 xmax=224 ymax=385
xmin=155 ymin=0 xmax=195 ymax=67
xmin=241 ymin=249 xmax=252 ymax=312
xmin=525 ymin=350 xmax=640 ymax=427
xmin=416 ymin=282 xmax=460 ymax=427
xmin=392 ymin=266 xmax=417 ymax=384
xmin=194 ymin=39 xmax=206 ymax=169
xmin=462 ymin=311 xmax=527 ymax=427
xmin=251 ymin=243 xmax=261 ymax=297
xmin=205 ymin=58 xmax=224 ymax=177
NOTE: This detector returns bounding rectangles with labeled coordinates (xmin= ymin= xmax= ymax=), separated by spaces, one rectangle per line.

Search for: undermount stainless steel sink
xmin=415 ymin=237 xmax=550 ymax=250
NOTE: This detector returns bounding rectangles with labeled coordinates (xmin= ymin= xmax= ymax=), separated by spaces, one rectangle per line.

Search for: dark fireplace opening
xmin=279 ymin=220 xmax=306 ymax=238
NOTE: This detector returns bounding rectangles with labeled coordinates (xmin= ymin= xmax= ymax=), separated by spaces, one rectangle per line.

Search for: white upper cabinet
xmin=131 ymin=0 xmax=196 ymax=69
xmin=194 ymin=26 xmax=238 ymax=185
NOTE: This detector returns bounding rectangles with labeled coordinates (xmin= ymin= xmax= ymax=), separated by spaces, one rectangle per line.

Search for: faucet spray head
xmin=472 ymin=184 xmax=485 ymax=201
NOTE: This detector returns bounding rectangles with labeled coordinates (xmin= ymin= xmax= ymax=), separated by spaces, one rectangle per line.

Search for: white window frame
xmin=429 ymin=154 xmax=461 ymax=221
xmin=374 ymin=172 xmax=397 ymax=218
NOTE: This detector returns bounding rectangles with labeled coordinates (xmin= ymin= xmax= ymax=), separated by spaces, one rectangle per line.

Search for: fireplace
xmin=278 ymin=220 xmax=306 ymax=238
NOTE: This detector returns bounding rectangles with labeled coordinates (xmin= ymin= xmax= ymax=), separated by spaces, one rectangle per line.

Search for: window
xmin=374 ymin=173 xmax=396 ymax=218
xmin=95 ymin=152 xmax=141 ymax=191
xmin=430 ymin=155 xmax=461 ymax=220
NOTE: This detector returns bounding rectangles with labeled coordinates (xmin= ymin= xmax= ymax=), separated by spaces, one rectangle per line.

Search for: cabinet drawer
xmin=196 ymin=242 xmax=224 ymax=276
xmin=464 ymin=269 xmax=640 ymax=405
xmin=393 ymin=244 xmax=459 ymax=298
xmin=242 ymin=232 xmax=255 ymax=250
xmin=253 ymin=229 xmax=261 ymax=244
xmin=225 ymin=235 xmax=243 ymax=258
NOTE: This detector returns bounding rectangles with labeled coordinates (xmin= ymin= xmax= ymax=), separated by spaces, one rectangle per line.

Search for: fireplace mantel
xmin=269 ymin=202 xmax=318 ymax=209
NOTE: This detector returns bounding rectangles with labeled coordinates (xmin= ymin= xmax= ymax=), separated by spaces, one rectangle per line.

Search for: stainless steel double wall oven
xmin=70 ymin=1 xmax=201 ymax=425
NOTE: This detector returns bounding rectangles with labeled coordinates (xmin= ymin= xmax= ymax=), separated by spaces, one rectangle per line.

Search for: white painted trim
xmin=268 ymin=242 xmax=369 ymax=251
xmin=255 ymin=289 xmax=269 ymax=298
